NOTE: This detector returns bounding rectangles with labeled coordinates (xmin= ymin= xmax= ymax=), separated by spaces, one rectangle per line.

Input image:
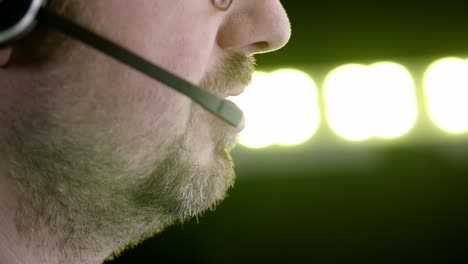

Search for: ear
xmin=0 ymin=47 xmax=13 ymax=68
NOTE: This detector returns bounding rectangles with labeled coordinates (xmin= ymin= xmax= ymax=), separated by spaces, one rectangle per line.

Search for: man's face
xmin=7 ymin=0 xmax=290 ymax=258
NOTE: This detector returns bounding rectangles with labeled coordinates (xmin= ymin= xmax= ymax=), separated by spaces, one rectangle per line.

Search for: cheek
xmin=87 ymin=0 xmax=219 ymax=84
xmin=97 ymin=83 xmax=192 ymax=165
xmin=135 ymin=20 xmax=216 ymax=84
xmin=54 ymin=55 xmax=192 ymax=151
xmin=117 ymin=75 xmax=193 ymax=140
xmin=148 ymin=35 xmax=214 ymax=85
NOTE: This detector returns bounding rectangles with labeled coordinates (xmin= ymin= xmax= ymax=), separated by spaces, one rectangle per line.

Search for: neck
xmin=0 ymin=69 xmax=110 ymax=264
xmin=0 ymin=134 xmax=53 ymax=263
xmin=0 ymin=148 xmax=51 ymax=263
xmin=0 ymin=171 xmax=27 ymax=264
xmin=0 ymin=170 xmax=108 ymax=264
xmin=0 ymin=68 xmax=28 ymax=263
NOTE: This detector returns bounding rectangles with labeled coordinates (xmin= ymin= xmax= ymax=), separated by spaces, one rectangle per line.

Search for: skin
xmin=0 ymin=0 xmax=291 ymax=263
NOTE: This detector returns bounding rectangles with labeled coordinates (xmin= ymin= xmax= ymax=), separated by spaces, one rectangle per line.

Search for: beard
xmin=4 ymin=47 xmax=254 ymax=261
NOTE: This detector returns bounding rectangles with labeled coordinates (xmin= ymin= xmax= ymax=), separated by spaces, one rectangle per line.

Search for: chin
xmin=129 ymin=134 xmax=236 ymax=221
xmin=178 ymin=149 xmax=236 ymax=218
xmin=127 ymin=102 xmax=240 ymax=224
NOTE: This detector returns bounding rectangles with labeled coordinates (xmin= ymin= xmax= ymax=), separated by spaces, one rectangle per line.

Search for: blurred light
xmin=424 ymin=57 xmax=468 ymax=134
xmin=230 ymin=72 xmax=274 ymax=149
xmin=324 ymin=62 xmax=417 ymax=141
xmin=229 ymin=69 xmax=320 ymax=148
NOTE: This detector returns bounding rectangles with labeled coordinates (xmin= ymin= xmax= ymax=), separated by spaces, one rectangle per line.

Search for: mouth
xmin=210 ymin=84 xmax=246 ymax=132
xmin=224 ymin=98 xmax=245 ymax=133
xmin=220 ymin=84 xmax=246 ymax=98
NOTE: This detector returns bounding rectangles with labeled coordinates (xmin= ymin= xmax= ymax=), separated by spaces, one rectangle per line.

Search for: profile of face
xmin=0 ymin=0 xmax=290 ymax=262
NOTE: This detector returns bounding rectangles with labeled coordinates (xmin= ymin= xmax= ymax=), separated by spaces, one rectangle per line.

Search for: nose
xmin=217 ymin=0 xmax=291 ymax=56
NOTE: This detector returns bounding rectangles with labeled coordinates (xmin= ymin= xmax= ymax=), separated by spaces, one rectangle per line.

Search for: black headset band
xmin=0 ymin=0 xmax=46 ymax=46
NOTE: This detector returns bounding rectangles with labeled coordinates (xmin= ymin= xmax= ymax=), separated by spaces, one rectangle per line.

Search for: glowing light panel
xmin=424 ymin=57 xmax=468 ymax=134
xmin=324 ymin=62 xmax=417 ymax=141
xmin=229 ymin=69 xmax=320 ymax=148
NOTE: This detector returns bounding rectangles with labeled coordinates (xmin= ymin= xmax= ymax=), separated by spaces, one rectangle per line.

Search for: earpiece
xmin=0 ymin=0 xmax=46 ymax=47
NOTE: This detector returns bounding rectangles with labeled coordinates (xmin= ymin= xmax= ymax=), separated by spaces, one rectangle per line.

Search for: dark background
xmin=109 ymin=1 xmax=468 ymax=263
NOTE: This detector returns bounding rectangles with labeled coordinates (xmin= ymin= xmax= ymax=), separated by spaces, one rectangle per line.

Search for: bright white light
xmin=229 ymin=69 xmax=320 ymax=148
xmin=370 ymin=63 xmax=418 ymax=138
xmin=424 ymin=57 xmax=468 ymax=134
xmin=230 ymin=72 xmax=275 ymax=149
xmin=324 ymin=64 xmax=371 ymax=141
xmin=324 ymin=62 xmax=417 ymax=141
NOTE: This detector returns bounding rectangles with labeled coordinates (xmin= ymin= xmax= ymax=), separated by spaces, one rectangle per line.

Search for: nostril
xmin=254 ymin=41 xmax=269 ymax=51
xmin=212 ymin=0 xmax=233 ymax=11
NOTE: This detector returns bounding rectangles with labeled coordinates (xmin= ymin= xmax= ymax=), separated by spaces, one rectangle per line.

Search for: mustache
xmin=200 ymin=52 xmax=256 ymax=97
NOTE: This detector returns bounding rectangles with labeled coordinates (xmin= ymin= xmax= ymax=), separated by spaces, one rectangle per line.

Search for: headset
xmin=0 ymin=0 xmax=243 ymax=127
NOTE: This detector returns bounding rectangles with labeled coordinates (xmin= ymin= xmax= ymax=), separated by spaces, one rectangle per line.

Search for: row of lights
xmin=229 ymin=57 xmax=468 ymax=148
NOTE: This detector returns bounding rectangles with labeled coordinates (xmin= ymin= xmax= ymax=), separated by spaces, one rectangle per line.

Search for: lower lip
xmin=236 ymin=114 xmax=245 ymax=133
